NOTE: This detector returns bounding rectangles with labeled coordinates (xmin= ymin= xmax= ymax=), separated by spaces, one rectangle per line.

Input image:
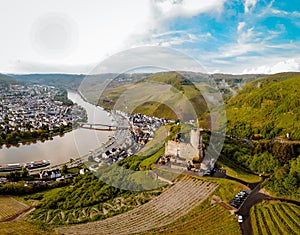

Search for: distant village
xmin=88 ymin=111 xmax=210 ymax=175
xmin=0 ymin=102 xmax=209 ymax=184
xmin=0 ymin=84 xmax=86 ymax=133
xmin=88 ymin=112 xmax=173 ymax=167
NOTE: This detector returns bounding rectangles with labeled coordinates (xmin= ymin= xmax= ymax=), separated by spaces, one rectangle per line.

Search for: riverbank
xmin=0 ymin=91 xmax=112 ymax=166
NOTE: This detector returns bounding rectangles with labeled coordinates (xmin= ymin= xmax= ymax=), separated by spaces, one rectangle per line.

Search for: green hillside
xmin=226 ymin=72 xmax=300 ymax=139
xmin=97 ymin=72 xmax=209 ymax=123
xmin=11 ymin=74 xmax=85 ymax=89
xmin=0 ymin=74 xmax=19 ymax=86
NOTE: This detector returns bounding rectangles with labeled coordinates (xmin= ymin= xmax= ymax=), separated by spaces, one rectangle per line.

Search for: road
xmin=236 ymin=181 xmax=300 ymax=235
xmin=236 ymin=182 xmax=271 ymax=235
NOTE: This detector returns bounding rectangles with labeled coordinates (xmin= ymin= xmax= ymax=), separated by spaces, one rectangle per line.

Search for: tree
xmin=283 ymin=173 xmax=297 ymax=193
xmin=88 ymin=155 xmax=95 ymax=162
xmin=62 ymin=164 xmax=68 ymax=175
xmin=21 ymin=168 xmax=29 ymax=178
xmin=249 ymin=152 xmax=279 ymax=174
xmin=7 ymin=171 xmax=21 ymax=182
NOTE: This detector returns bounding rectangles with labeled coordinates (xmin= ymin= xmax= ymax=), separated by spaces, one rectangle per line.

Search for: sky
xmin=0 ymin=0 xmax=300 ymax=74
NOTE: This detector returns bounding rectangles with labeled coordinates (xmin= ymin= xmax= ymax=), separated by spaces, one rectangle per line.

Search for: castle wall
xmin=165 ymin=128 xmax=203 ymax=162
xmin=190 ymin=128 xmax=200 ymax=149
xmin=165 ymin=141 xmax=199 ymax=161
xmin=165 ymin=141 xmax=179 ymax=156
xmin=179 ymin=143 xmax=199 ymax=161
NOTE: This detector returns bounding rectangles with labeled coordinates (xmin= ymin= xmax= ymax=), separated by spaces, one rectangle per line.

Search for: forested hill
xmin=0 ymin=74 xmax=19 ymax=86
xmin=10 ymin=74 xmax=85 ymax=90
xmin=226 ymin=72 xmax=300 ymax=140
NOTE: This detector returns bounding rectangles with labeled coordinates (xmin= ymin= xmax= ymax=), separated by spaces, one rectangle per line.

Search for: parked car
xmin=238 ymin=215 xmax=243 ymax=223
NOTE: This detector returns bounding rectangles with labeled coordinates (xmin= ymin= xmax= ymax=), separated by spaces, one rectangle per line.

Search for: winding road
xmin=212 ymin=170 xmax=300 ymax=235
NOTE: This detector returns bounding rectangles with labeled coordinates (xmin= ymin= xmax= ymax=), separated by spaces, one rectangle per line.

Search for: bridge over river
xmin=78 ymin=123 xmax=130 ymax=131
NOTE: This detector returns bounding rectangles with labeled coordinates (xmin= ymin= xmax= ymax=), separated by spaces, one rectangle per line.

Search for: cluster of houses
xmin=88 ymin=112 xmax=173 ymax=168
xmin=0 ymin=84 xmax=85 ymax=133
xmin=0 ymin=166 xmax=89 ymax=186
xmin=39 ymin=168 xmax=62 ymax=180
xmin=129 ymin=113 xmax=171 ymax=145
xmin=93 ymin=147 xmax=129 ymax=165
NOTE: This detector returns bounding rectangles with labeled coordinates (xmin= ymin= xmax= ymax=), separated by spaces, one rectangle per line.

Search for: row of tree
xmin=221 ymin=138 xmax=300 ymax=198
xmin=0 ymin=124 xmax=71 ymax=145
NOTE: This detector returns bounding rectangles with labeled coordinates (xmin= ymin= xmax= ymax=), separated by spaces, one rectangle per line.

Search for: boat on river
xmin=24 ymin=160 xmax=50 ymax=170
xmin=0 ymin=163 xmax=23 ymax=172
xmin=0 ymin=160 xmax=50 ymax=172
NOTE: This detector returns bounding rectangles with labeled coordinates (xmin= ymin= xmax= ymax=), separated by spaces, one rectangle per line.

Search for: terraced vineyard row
xmin=142 ymin=203 xmax=240 ymax=235
xmin=56 ymin=176 xmax=218 ymax=235
xmin=0 ymin=196 xmax=30 ymax=221
xmin=0 ymin=219 xmax=48 ymax=235
xmin=251 ymin=201 xmax=300 ymax=235
xmin=29 ymin=188 xmax=162 ymax=225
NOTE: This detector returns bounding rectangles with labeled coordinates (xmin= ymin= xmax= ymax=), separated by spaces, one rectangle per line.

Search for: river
xmin=0 ymin=91 xmax=112 ymax=166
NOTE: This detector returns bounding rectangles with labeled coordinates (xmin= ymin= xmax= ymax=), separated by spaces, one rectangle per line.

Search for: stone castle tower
xmin=165 ymin=128 xmax=204 ymax=161
xmin=190 ymin=128 xmax=204 ymax=159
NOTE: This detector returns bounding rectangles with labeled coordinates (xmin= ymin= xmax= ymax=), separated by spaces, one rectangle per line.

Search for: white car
xmin=238 ymin=215 xmax=243 ymax=223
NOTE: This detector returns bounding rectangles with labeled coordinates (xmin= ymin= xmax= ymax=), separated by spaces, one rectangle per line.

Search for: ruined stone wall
xmin=190 ymin=128 xmax=200 ymax=149
xmin=179 ymin=143 xmax=199 ymax=161
xmin=165 ymin=140 xmax=200 ymax=161
xmin=165 ymin=141 xmax=179 ymax=156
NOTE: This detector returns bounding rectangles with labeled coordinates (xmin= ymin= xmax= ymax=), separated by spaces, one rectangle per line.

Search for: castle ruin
xmin=162 ymin=128 xmax=205 ymax=170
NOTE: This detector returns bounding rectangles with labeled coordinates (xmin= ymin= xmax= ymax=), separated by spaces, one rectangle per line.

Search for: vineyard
xmin=251 ymin=201 xmax=300 ymax=235
xmin=0 ymin=219 xmax=50 ymax=235
xmin=142 ymin=202 xmax=240 ymax=235
xmin=28 ymin=188 xmax=163 ymax=226
xmin=55 ymin=176 xmax=218 ymax=235
xmin=0 ymin=196 xmax=30 ymax=221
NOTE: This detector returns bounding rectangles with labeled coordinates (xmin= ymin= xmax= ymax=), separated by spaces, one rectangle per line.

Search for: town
xmin=0 ymin=84 xmax=86 ymax=143
xmin=89 ymin=112 xmax=173 ymax=166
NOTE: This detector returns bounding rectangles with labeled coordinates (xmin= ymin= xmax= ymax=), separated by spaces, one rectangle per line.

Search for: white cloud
xmin=244 ymin=0 xmax=257 ymax=13
xmin=216 ymin=26 xmax=261 ymax=58
xmin=151 ymin=0 xmax=225 ymax=18
xmin=0 ymin=0 xmax=154 ymax=74
xmin=243 ymin=59 xmax=300 ymax=74
xmin=218 ymin=43 xmax=259 ymax=58
xmin=133 ymin=31 xmax=212 ymax=48
xmin=89 ymin=46 xmax=207 ymax=74
xmin=271 ymin=9 xmax=300 ymax=18
xmin=0 ymin=0 xmax=227 ymax=74
xmin=238 ymin=27 xmax=256 ymax=44
xmin=237 ymin=22 xmax=246 ymax=32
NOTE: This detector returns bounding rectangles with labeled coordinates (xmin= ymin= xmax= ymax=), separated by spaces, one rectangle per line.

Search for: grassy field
xmin=251 ymin=201 xmax=300 ymax=235
xmin=217 ymin=155 xmax=262 ymax=183
xmin=0 ymin=219 xmax=54 ymax=235
xmin=0 ymin=196 xmax=30 ymax=221
xmin=0 ymin=196 xmax=48 ymax=235
xmin=138 ymin=125 xmax=169 ymax=157
xmin=197 ymin=176 xmax=248 ymax=203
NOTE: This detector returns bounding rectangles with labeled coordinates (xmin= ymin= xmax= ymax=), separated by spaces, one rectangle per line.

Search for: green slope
xmin=0 ymin=74 xmax=19 ymax=86
xmin=11 ymin=74 xmax=85 ymax=89
xmin=98 ymin=71 xmax=209 ymax=123
xmin=226 ymin=72 xmax=300 ymax=139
